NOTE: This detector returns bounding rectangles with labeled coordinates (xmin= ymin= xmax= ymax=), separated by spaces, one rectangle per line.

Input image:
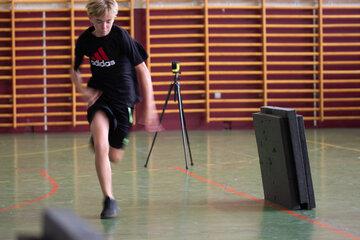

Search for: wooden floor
xmin=0 ymin=129 xmax=359 ymax=240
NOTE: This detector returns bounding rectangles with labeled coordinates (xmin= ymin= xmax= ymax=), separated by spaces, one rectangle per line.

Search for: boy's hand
xmin=144 ymin=108 xmax=161 ymax=132
xmin=70 ymin=69 xmax=82 ymax=87
xmin=84 ymin=88 xmax=102 ymax=107
xmin=70 ymin=69 xmax=102 ymax=106
xmin=136 ymin=102 xmax=162 ymax=132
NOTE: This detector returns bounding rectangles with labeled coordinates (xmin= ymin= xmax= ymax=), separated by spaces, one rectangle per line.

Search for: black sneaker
xmin=100 ymin=196 xmax=119 ymax=219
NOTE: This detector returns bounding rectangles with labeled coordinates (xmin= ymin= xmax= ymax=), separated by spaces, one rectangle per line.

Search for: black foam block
xmin=253 ymin=106 xmax=315 ymax=210
xmin=43 ymin=208 xmax=103 ymax=240
xmin=260 ymin=106 xmax=308 ymax=205
xmin=297 ymin=115 xmax=316 ymax=209
xmin=253 ymin=112 xmax=301 ymax=209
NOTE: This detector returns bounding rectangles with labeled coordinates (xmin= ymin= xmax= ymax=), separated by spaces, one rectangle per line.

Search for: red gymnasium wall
xmin=1 ymin=1 xmax=360 ymax=133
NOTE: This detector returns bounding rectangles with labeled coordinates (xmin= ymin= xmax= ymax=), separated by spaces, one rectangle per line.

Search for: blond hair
xmin=86 ymin=0 xmax=118 ymax=17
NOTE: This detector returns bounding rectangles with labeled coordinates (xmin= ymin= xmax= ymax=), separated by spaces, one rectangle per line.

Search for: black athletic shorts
xmin=87 ymin=95 xmax=133 ymax=149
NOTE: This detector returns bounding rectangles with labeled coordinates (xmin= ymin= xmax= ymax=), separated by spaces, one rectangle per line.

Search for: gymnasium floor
xmin=0 ymin=128 xmax=359 ymax=240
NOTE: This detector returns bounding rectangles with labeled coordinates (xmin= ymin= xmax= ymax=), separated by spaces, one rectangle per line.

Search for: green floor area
xmin=0 ymin=129 xmax=359 ymax=240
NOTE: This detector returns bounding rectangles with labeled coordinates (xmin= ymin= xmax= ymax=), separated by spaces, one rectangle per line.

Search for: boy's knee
xmin=109 ymin=156 xmax=123 ymax=163
xmin=109 ymin=149 xmax=124 ymax=163
xmin=109 ymin=157 xmax=122 ymax=164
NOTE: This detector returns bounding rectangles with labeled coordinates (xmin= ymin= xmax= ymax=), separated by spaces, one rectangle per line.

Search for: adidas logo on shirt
xmin=91 ymin=59 xmax=115 ymax=67
xmin=90 ymin=47 xmax=115 ymax=67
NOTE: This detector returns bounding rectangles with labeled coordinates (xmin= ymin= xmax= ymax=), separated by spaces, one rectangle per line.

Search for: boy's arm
xmin=70 ymin=69 xmax=101 ymax=106
xmin=135 ymin=62 xmax=160 ymax=132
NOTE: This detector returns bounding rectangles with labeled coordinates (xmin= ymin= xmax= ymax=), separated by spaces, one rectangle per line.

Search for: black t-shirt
xmin=74 ymin=25 xmax=148 ymax=107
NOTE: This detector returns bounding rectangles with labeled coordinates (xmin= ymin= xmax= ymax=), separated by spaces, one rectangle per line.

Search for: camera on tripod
xmin=145 ymin=61 xmax=194 ymax=169
xmin=171 ymin=61 xmax=180 ymax=74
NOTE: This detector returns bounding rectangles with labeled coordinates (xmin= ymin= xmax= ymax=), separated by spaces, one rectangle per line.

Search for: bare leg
xmin=90 ymin=111 xmax=114 ymax=199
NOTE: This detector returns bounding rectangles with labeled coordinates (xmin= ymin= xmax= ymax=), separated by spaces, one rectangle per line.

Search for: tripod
xmin=144 ymin=61 xmax=194 ymax=169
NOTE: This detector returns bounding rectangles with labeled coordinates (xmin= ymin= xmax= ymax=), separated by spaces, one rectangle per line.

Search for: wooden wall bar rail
xmin=0 ymin=0 xmax=132 ymax=129
xmin=146 ymin=0 xmax=207 ymax=121
xmin=145 ymin=0 xmax=360 ymax=124
xmin=0 ymin=0 xmax=360 ymax=130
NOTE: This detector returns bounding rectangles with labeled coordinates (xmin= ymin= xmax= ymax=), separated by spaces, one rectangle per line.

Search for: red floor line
xmin=175 ymin=166 xmax=360 ymax=240
xmin=0 ymin=169 xmax=59 ymax=213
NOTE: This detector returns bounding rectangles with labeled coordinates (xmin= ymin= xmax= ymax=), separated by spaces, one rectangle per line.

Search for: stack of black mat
xmin=253 ymin=106 xmax=316 ymax=210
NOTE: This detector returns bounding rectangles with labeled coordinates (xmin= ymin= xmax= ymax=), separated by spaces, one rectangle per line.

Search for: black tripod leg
xmin=144 ymin=83 xmax=174 ymax=168
xmin=180 ymin=97 xmax=194 ymax=166
xmin=175 ymin=83 xmax=189 ymax=169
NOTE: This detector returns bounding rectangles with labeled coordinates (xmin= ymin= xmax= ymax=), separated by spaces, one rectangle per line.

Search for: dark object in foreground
xmin=18 ymin=208 xmax=103 ymax=240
